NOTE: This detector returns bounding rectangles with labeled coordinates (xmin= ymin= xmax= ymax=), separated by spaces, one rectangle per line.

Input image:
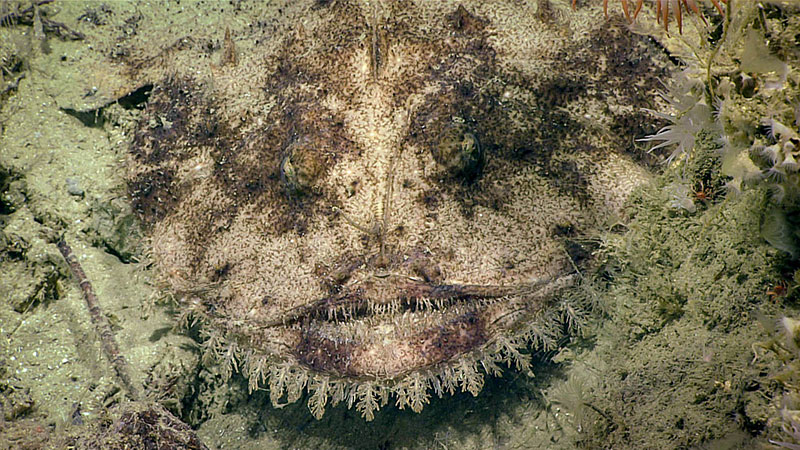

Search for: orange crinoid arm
xmin=571 ymin=0 xmax=728 ymax=34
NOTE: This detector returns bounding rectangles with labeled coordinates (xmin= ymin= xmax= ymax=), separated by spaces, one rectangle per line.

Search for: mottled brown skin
xmin=126 ymin=0 xmax=664 ymax=418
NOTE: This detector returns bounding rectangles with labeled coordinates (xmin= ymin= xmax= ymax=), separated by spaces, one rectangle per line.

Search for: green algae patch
xmin=579 ymin=181 xmax=782 ymax=448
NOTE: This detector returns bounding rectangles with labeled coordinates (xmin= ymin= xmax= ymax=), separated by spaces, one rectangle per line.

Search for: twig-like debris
xmin=1 ymin=73 xmax=25 ymax=97
xmin=0 ymin=0 xmax=84 ymax=40
xmin=1 ymin=1 xmax=54 ymax=25
xmin=57 ymin=239 xmax=139 ymax=401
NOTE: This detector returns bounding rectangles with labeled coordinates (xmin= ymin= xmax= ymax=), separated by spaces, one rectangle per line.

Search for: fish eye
xmin=280 ymin=139 xmax=323 ymax=196
xmin=432 ymin=122 xmax=483 ymax=181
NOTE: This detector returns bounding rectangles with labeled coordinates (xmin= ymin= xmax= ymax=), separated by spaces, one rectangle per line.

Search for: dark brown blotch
xmin=130 ymin=78 xmax=210 ymax=166
xmin=447 ymin=5 xmax=487 ymax=34
xmin=413 ymin=312 xmax=488 ymax=364
xmin=129 ymin=169 xmax=178 ymax=225
xmin=294 ymin=329 xmax=359 ymax=377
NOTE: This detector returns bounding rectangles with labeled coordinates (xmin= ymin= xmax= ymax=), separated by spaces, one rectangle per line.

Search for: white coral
xmin=640 ymin=103 xmax=711 ymax=165
xmin=639 ymin=72 xmax=712 ymax=166
xmin=756 ymin=118 xmax=800 ymax=189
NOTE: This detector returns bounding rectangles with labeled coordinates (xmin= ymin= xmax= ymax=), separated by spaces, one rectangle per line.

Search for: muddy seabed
xmin=1 ymin=1 xmax=799 ymax=449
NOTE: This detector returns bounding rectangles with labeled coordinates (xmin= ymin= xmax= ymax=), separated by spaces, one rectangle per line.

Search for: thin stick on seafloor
xmin=56 ymin=239 xmax=140 ymax=401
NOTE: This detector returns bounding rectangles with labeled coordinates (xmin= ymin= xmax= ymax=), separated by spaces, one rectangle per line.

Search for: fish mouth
xmin=261 ymin=275 xmax=567 ymax=326
xmin=254 ymin=273 xmax=575 ymax=380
